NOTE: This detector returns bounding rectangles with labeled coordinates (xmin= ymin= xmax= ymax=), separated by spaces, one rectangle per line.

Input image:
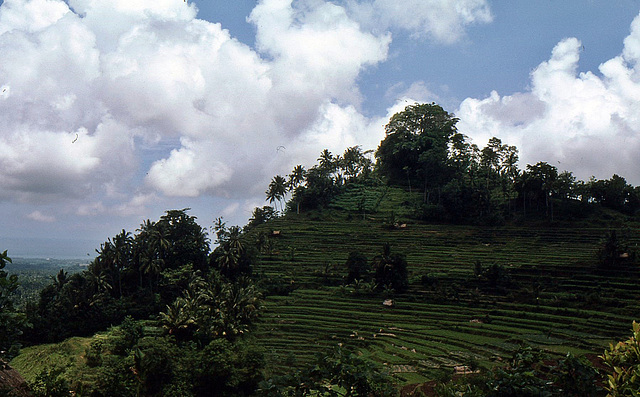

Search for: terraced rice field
xmin=251 ymin=212 xmax=640 ymax=383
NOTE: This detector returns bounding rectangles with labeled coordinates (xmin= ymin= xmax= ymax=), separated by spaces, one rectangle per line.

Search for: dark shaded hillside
xmin=249 ymin=187 xmax=640 ymax=383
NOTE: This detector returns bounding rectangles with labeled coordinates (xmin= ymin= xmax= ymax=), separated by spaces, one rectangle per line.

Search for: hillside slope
xmin=249 ymin=187 xmax=640 ymax=383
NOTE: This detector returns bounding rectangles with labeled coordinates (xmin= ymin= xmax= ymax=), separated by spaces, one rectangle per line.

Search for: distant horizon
xmin=0 ymin=236 xmax=100 ymax=260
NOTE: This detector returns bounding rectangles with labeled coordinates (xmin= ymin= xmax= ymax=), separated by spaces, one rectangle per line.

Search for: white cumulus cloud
xmin=0 ymin=0 xmax=496 ymax=229
xmin=457 ymin=15 xmax=640 ymax=185
xmin=346 ymin=0 xmax=492 ymax=43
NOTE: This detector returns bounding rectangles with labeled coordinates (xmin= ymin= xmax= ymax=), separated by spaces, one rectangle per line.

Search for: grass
xmin=247 ymin=190 xmax=640 ymax=383
xmin=11 ymin=337 xmax=93 ymax=383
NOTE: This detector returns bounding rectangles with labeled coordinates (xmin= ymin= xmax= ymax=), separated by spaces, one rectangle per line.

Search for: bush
xmin=107 ymin=316 xmax=143 ymax=356
xmin=372 ymin=244 xmax=409 ymax=293
xmin=133 ymin=336 xmax=176 ymax=396
xmin=85 ymin=340 xmax=104 ymax=367
xmin=601 ymin=321 xmax=640 ymax=396
xmin=345 ymin=251 xmax=369 ymax=284
xmin=553 ymin=353 xmax=601 ymax=397
xmin=30 ymin=366 xmax=70 ymax=397
xmin=597 ymin=230 xmax=637 ymax=270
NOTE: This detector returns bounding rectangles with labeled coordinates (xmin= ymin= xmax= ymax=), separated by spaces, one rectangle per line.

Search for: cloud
xmin=457 ymin=16 xmax=640 ymax=185
xmin=26 ymin=210 xmax=55 ymax=222
xmin=346 ymin=0 xmax=492 ymax=43
xmin=0 ymin=0 xmax=497 ymax=231
xmin=146 ymin=139 xmax=233 ymax=197
xmin=385 ymin=81 xmax=443 ymax=105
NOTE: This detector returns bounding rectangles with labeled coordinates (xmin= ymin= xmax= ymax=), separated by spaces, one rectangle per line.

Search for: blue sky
xmin=1 ymin=0 xmax=640 ymax=257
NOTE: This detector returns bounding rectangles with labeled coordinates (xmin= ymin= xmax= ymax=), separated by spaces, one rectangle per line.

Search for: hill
xmin=6 ymin=185 xmax=640 ymax=395
xmin=6 ymin=102 xmax=640 ymax=395
xmin=247 ymin=185 xmax=640 ymax=384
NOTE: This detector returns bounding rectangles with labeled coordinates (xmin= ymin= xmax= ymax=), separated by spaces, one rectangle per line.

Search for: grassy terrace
xmin=250 ymin=193 xmax=640 ymax=383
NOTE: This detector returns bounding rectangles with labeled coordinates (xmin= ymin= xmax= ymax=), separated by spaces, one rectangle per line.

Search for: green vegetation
xmin=0 ymin=250 xmax=26 ymax=361
xmin=601 ymin=321 xmax=640 ymax=396
xmin=2 ymin=102 xmax=640 ymax=396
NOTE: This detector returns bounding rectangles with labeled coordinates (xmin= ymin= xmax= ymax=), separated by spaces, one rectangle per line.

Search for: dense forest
xmin=1 ymin=103 xmax=640 ymax=396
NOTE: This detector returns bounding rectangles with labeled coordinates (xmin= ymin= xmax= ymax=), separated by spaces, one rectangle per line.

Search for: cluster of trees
xmin=265 ymin=103 xmax=640 ymax=224
xmin=4 ymin=208 xmax=400 ymax=396
xmin=376 ymin=103 xmax=640 ymax=223
xmin=30 ymin=316 xmax=265 ymax=397
xmin=345 ymin=244 xmax=409 ymax=293
xmin=264 ymin=146 xmax=375 ymax=216
xmin=22 ymin=209 xmax=274 ymax=346
xmin=24 ymin=209 xmax=213 ymax=343
xmin=5 ymin=209 xmax=269 ymax=395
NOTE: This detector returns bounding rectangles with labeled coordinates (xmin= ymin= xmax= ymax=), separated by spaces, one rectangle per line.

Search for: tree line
xmin=264 ymin=103 xmax=640 ymax=224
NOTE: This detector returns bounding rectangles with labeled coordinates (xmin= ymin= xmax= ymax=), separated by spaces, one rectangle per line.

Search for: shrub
xmin=345 ymin=251 xmax=369 ymax=284
xmin=553 ymin=353 xmax=601 ymax=397
xmin=597 ymin=230 xmax=637 ymax=270
xmin=601 ymin=321 xmax=640 ymax=396
xmin=30 ymin=365 xmax=70 ymax=397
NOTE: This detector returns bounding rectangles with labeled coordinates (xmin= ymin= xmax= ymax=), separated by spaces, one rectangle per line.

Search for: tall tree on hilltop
xmin=376 ymin=103 xmax=459 ymax=203
xmin=156 ymin=209 xmax=210 ymax=272
xmin=112 ymin=229 xmax=133 ymax=298
xmin=518 ymin=162 xmax=558 ymax=219
xmin=340 ymin=145 xmax=372 ymax=181
xmin=94 ymin=240 xmax=117 ymax=297
xmin=288 ymin=165 xmax=306 ymax=190
xmin=136 ymin=219 xmax=170 ymax=289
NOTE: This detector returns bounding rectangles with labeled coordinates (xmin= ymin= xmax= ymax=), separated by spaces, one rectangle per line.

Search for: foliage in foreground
xmin=25 ymin=317 xmax=264 ymax=397
xmin=258 ymin=346 xmax=397 ymax=397
xmin=435 ymin=346 xmax=602 ymax=397
xmin=0 ymin=250 xmax=26 ymax=361
xmin=601 ymin=321 xmax=640 ymax=397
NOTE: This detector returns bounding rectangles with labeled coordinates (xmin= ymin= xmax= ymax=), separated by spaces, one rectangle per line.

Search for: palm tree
xmin=111 ymin=229 xmax=133 ymax=297
xmin=217 ymin=247 xmax=239 ymax=278
xmin=227 ymin=226 xmax=244 ymax=254
xmin=51 ymin=269 xmax=68 ymax=292
xmin=94 ymin=240 xmax=117 ymax=296
xmin=288 ymin=165 xmax=307 ymax=214
xmin=87 ymin=269 xmax=112 ymax=295
xmin=266 ymin=175 xmax=288 ymax=212
xmin=140 ymin=251 xmax=165 ymax=290
xmin=318 ymin=149 xmax=335 ymax=171
xmin=136 ymin=220 xmax=169 ymax=289
xmin=288 ymin=165 xmax=306 ymax=189
xmin=159 ymin=297 xmax=196 ymax=339
xmin=215 ymin=282 xmax=261 ymax=340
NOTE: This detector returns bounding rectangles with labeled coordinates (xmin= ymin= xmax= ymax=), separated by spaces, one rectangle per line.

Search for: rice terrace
xmin=3 ymin=103 xmax=640 ymax=396
xmin=251 ymin=197 xmax=640 ymax=384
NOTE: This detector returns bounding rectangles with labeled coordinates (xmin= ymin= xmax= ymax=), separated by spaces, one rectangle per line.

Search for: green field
xmin=247 ymin=191 xmax=640 ymax=383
